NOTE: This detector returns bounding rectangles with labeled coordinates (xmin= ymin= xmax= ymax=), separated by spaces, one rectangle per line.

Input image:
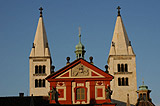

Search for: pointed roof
xmin=109 ymin=6 xmax=135 ymax=56
xmin=30 ymin=7 xmax=51 ymax=57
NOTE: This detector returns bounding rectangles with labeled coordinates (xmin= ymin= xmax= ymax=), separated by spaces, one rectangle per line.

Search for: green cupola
xmin=75 ymin=27 xmax=86 ymax=59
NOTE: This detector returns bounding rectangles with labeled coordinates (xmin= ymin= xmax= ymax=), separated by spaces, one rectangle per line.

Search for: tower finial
xmin=142 ymin=78 xmax=144 ymax=85
xmin=117 ymin=6 xmax=121 ymax=16
xmin=79 ymin=27 xmax=81 ymax=43
xmin=39 ymin=7 xmax=43 ymax=17
xmin=79 ymin=27 xmax=81 ymax=35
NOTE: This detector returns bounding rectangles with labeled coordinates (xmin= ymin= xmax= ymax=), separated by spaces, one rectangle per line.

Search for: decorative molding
xmin=114 ymin=72 xmax=132 ymax=75
xmin=33 ymin=73 xmax=47 ymax=76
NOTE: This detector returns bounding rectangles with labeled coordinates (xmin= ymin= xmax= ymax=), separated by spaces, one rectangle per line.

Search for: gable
xmin=56 ymin=63 xmax=105 ymax=79
xmin=46 ymin=58 xmax=113 ymax=80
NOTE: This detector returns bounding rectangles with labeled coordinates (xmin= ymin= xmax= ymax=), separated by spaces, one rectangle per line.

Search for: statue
xmin=48 ymin=87 xmax=56 ymax=100
xmin=105 ymin=85 xmax=112 ymax=99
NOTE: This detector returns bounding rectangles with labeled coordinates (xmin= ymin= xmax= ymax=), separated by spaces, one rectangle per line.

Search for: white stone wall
xmin=108 ymin=55 xmax=137 ymax=106
xmin=29 ymin=57 xmax=51 ymax=96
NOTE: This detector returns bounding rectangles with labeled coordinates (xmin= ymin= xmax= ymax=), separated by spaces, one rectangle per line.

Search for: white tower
xmin=108 ymin=6 xmax=137 ymax=106
xmin=29 ymin=7 xmax=52 ymax=96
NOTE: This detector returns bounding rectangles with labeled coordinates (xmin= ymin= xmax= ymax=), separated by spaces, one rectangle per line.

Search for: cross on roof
xmin=39 ymin=7 xmax=43 ymax=17
xmin=117 ymin=6 xmax=121 ymax=16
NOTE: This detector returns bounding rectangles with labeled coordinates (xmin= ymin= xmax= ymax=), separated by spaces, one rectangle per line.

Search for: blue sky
xmin=0 ymin=0 xmax=159 ymax=105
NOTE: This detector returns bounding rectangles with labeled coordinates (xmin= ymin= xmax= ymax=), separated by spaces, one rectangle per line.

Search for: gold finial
xmin=39 ymin=7 xmax=43 ymax=17
xmin=142 ymin=78 xmax=144 ymax=85
xmin=117 ymin=6 xmax=121 ymax=16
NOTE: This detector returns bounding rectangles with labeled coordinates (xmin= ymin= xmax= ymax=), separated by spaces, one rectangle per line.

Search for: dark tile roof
xmin=0 ymin=96 xmax=49 ymax=106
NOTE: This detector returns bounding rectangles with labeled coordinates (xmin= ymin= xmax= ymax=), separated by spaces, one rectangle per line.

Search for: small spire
xmin=126 ymin=94 xmax=130 ymax=106
xmin=39 ymin=7 xmax=43 ymax=17
xmin=75 ymin=27 xmax=86 ymax=59
xmin=117 ymin=6 xmax=121 ymax=16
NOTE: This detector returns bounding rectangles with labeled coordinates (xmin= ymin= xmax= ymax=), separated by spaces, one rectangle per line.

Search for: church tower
xmin=29 ymin=7 xmax=52 ymax=96
xmin=107 ymin=6 xmax=137 ymax=105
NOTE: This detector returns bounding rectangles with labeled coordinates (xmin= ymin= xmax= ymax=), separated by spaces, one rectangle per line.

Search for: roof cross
xmin=117 ymin=6 xmax=121 ymax=16
xmin=39 ymin=7 xmax=43 ymax=17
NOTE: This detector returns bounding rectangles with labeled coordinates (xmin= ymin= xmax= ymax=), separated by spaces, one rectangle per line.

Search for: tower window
xmin=43 ymin=65 xmax=45 ymax=73
xmin=118 ymin=78 xmax=121 ymax=86
xmin=39 ymin=66 xmax=42 ymax=73
xmin=39 ymin=79 xmax=42 ymax=87
xmin=125 ymin=64 xmax=128 ymax=72
xmin=35 ymin=79 xmax=45 ymax=88
xmin=140 ymin=94 xmax=143 ymax=100
xmin=117 ymin=64 xmax=129 ymax=72
xmin=143 ymin=94 xmax=147 ymax=101
xmin=35 ymin=66 xmax=38 ymax=74
xmin=121 ymin=64 xmax=124 ymax=72
xmin=34 ymin=65 xmax=46 ymax=74
xmin=118 ymin=64 xmax=120 ymax=72
xmin=126 ymin=78 xmax=129 ymax=86
xmin=43 ymin=79 xmax=45 ymax=87
xmin=35 ymin=79 xmax=38 ymax=88
xmin=118 ymin=77 xmax=129 ymax=86
xmin=76 ymin=88 xmax=85 ymax=100
xmin=122 ymin=78 xmax=125 ymax=86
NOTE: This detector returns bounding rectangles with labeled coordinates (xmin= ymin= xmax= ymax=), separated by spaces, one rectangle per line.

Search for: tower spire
xmin=30 ymin=7 xmax=51 ymax=57
xmin=108 ymin=6 xmax=135 ymax=55
xmin=75 ymin=27 xmax=86 ymax=59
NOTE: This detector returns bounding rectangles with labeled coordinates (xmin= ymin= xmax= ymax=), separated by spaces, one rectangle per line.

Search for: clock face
xmin=72 ymin=64 xmax=89 ymax=77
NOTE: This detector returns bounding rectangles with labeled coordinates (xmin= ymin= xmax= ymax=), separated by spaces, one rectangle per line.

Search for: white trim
xmin=72 ymin=82 xmax=76 ymax=104
xmin=86 ymin=82 xmax=90 ymax=104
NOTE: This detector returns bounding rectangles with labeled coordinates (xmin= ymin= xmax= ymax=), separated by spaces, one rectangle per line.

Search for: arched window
xmin=43 ymin=79 xmax=45 ymax=87
xmin=143 ymin=94 xmax=146 ymax=101
xmin=43 ymin=65 xmax=45 ymax=73
xmin=35 ymin=66 xmax=38 ymax=74
xmin=126 ymin=78 xmax=129 ymax=86
xmin=118 ymin=64 xmax=120 ymax=72
xmin=35 ymin=79 xmax=38 ymax=87
xmin=140 ymin=94 xmax=143 ymax=100
xmin=121 ymin=64 xmax=124 ymax=72
xmin=39 ymin=66 xmax=42 ymax=73
xmin=125 ymin=64 xmax=128 ymax=72
xmin=76 ymin=88 xmax=85 ymax=100
xmin=122 ymin=78 xmax=125 ymax=86
xmin=39 ymin=79 xmax=42 ymax=87
xmin=118 ymin=78 xmax=121 ymax=86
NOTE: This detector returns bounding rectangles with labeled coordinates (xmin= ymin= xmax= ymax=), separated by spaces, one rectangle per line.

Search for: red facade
xmin=46 ymin=58 xmax=116 ymax=106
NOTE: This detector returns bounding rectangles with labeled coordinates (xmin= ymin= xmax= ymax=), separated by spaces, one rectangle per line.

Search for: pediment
xmin=56 ymin=63 xmax=104 ymax=79
xmin=46 ymin=58 xmax=113 ymax=80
